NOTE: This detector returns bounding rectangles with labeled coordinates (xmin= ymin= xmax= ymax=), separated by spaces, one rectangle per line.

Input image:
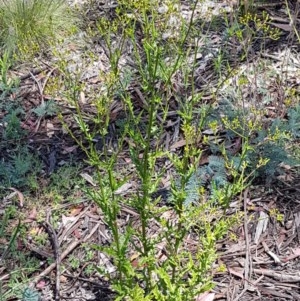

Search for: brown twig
xmin=31 ymin=223 xmax=100 ymax=286
xmin=232 ymin=188 xmax=251 ymax=301
xmin=43 ymin=210 xmax=61 ymax=301
xmin=19 ymin=67 xmax=48 ymax=80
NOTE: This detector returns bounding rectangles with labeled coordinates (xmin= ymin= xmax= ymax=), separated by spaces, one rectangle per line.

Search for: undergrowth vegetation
xmin=58 ymin=0 xmax=299 ymax=300
xmin=0 ymin=0 xmax=76 ymax=60
xmin=0 ymin=0 xmax=300 ymax=300
xmin=0 ymin=66 xmax=41 ymax=192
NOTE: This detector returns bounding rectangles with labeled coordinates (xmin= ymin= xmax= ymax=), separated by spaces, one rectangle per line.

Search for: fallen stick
xmin=31 ymin=223 xmax=100 ymax=285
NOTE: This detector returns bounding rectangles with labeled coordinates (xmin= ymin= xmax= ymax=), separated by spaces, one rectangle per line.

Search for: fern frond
xmin=22 ymin=287 xmax=40 ymax=301
xmin=183 ymin=156 xmax=228 ymax=206
xmin=287 ymin=106 xmax=300 ymax=138
xmin=208 ymin=155 xmax=225 ymax=171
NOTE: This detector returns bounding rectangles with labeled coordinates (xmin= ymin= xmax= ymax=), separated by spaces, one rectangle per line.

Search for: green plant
xmin=31 ymin=99 xmax=58 ymax=118
xmin=22 ymin=287 xmax=40 ymax=301
xmin=57 ymin=1 xmax=249 ymax=300
xmin=0 ymin=219 xmax=21 ymax=261
xmin=0 ymin=89 xmax=42 ymax=194
xmin=0 ymin=203 xmax=41 ymax=300
xmin=0 ymin=146 xmax=41 ymax=188
xmin=0 ymin=206 xmax=20 ymax=260
xmin=0 ymin=50 xmax=14 ymax=89
xmin=33 ymin=231 xmax=49 ymax=246
xmin=0 ymin=0 xmax=77 ymax=60
xmin=206 ymin=98 xmax=300 ymax=183
xmin=84 ymin=264 xmax=95 ymax=277
xmin=2 ymin=106 xmax=25 ymax=140
xmin=53 ymin=1 xmax=300 ymax=300
xmin=48 ymin=164 xmax=84 ymax=197
xmin=217 ymin=9 xmax=281 ymax=67
xmin=69 ymin=254 xmax=81 ymax=270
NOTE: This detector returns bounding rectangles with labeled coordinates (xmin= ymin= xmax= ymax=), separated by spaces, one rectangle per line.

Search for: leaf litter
xmin=1 ymin=0 xmax=300 ymax=300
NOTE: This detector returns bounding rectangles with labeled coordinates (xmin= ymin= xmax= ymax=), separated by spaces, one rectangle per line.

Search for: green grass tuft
xmin=0 ymin=0 xmax=77 ymax=60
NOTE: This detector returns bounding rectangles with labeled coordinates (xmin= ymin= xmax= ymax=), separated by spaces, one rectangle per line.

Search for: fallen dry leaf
xmin=195 ymin=292 xmax=215 ymax=301
xmin=73 ymin=228 xmax=81 ymax=239
xmin=60 ymin=275 xmax=68 ymax=283
xmin=124 ymin=157 xmax=132 ymax=163
xmin=36 ymin=280 xmax=47 ymax=289
xmin=254 ymin=211 xmax=268 ymax=244
xmin=46 ymin=121 xmax=55 ymax=138
xmin=70 ymin=205 xmax=84 ymax=216
xmin=79 ymin=91 xmax=86 ymax=104
xmin=62 ymin=215 xmax=77 ymax=226
xmin=80 ymin=172 xmax=97 ymax=186
xmin=115 ymin=182 xmax=132 ymax=195
xmin=282 ymin=247 xmax=300 ymax=263
xmin=270 ymin=23 xmax=292 ymax=31
xmin=6 ymin=188 xmax=24 ymax=207
xmin=61 ymin=145 xmax=78 ymax=154
xmin=170 ymin=139 xmax=186 ymax=150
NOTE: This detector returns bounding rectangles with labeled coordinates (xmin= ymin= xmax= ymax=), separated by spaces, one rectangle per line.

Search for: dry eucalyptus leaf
xmin=80 ymin=173 xmax=97 ymax=186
